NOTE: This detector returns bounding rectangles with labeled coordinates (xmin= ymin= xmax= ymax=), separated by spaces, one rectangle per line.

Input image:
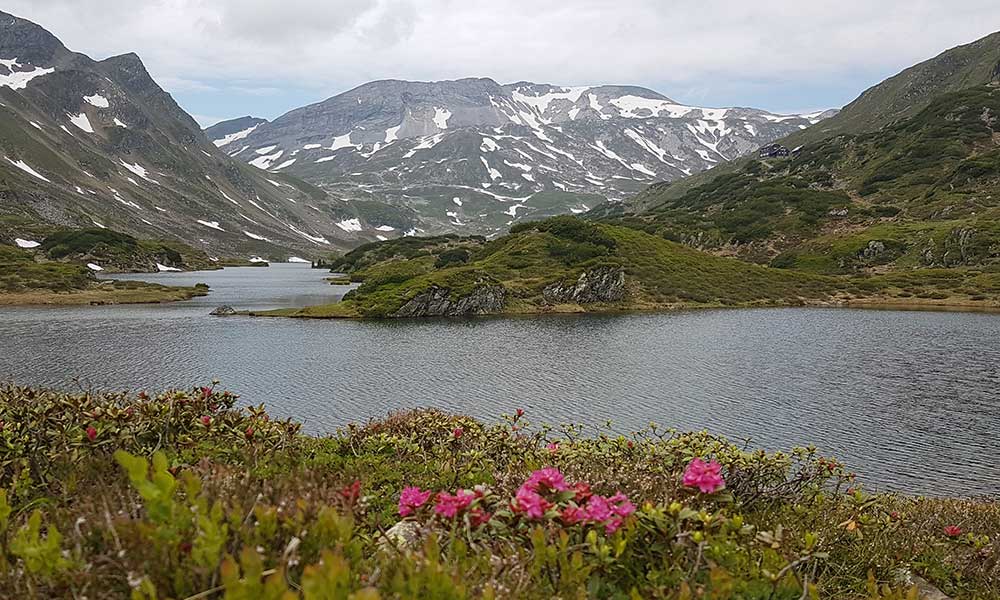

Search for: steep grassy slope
xmin=609 ymin=85 xmax=1000 ymax=274
xmin=261 ymin=217 xmax=1000 ymax=319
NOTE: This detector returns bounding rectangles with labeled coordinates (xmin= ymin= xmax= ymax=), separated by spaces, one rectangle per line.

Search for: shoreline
xmin=0 ymin=282 xmax=210 ymax=306
xmin=243 ymin=294 xmax=1000 ymax=321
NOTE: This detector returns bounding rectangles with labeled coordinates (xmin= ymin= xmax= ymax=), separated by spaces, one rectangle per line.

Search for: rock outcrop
xmin=393 ymin=284 xmax=506 ymax=317
xmin=542 ymin=266 xmax=626 ymax=304
xmin=210 ymin=305 xmax=237 ymax=316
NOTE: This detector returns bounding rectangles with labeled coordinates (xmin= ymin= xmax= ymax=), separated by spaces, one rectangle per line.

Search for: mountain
xmin=205 ymin=116 xmax=268 ymax=148
xmin=606 ymin=81 xmax=1000 ymax=273
xmin=787 ymin=31 xmax=1000 ymax=146
xmin=617 ymin=30 xmax=1000 ymax=215
xmin=213 ymin=78 xmax=833 ymax=237
xmin=0 ymin=11 xmax=410 ymax=261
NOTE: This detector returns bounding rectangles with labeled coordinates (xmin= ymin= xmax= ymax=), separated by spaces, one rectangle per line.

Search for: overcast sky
xmin=9 ymin=1 xmax=1000 ymax=126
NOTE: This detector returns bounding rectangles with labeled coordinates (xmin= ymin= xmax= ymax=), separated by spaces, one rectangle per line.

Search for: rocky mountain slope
xmin=616 ymin=29 xmax=1000 ymax=216
xmin=0 ymin=11 xmax=410 ymax=261
xmin=606 ymin=83 xmax=1000 ymax=273
xmin=212 ymin=78 xmax=833 ymax=236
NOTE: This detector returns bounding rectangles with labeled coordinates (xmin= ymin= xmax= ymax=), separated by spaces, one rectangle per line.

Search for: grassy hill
xmin=607 ymin=85 xmax=1000 ymax=276
xmin=0 ymin=244 xmax=208 ymax=305
xmin=258 ymin=217 xmax=1000 ymax=319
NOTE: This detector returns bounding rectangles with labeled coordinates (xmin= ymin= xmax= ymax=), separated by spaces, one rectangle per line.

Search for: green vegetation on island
xmin=0 ymin=384 xmax=996 ymax=599
xmin=0 ymin=244 xmax=208 ymax=305
xmin=257 ymin=217 xmax=1000 ymax=319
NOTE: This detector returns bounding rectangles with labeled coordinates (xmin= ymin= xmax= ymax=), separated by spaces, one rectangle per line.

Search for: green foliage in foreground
xmin=0 ymin=385 xmax=997 ymax=599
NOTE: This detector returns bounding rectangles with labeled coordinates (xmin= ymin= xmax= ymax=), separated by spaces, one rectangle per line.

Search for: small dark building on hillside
xmin=758 ymin=143 xmax=790 ymax=158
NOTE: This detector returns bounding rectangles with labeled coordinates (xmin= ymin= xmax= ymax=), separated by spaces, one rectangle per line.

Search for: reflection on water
xmin=1 ymin=263 xmax=998 ymax=497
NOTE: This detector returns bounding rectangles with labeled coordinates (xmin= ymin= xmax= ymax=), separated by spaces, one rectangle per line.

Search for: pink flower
xmin=608 ymin=492 xmax=636 ymax=518
xmin=561 ymin=506 xmax=589 ymax=525
xmin=569 ymin=482 xmax=591 ymax=503
xmin=200 ymin=415 xmax=211 ymax=427
xmin=86 ymin=426 xmax=97 ymax=442
xmin=200 ymin=386 xmax=212 ymax=398
xmin=546 ymin=442 xmax=559 ymax=454
xmin=682 ymin=458 xmax=725 ymax=494
xmin=469 ymin=507 xmax=492 ymax=527
xmin=434 ymin=490 xmax=475 ymax=518
xmin=452 ymin=427 xmax=463 ymax=439
xmin=585 ymin=495 xmax=613 ymax=522
xmin=944 ymin=525 xmax=963 ymax=538
xmin=245 ymin=426 xmax=254 ymax=440
xmin=524 ymin=467 xmax=570 ymax=493
xmin=398 ymin=486 xmax=432 ymax=517
xmin=516 ymin=408 xmax=524 ymax=418
xmin=512 ymin=487 xmax=551 ymax=519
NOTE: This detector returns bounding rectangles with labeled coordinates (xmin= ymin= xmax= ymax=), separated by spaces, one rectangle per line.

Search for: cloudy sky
xmin=9 ymin=1 xmax=1000 ymax=126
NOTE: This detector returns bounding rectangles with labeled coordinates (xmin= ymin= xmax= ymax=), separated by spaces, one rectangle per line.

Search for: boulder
xmin=543 ymin=266 xmax=626 ymax=304
xmin=210 ymin=305 xmax=237 ymax=316
xmin=393 ymin=283 xmax=506 ymax=317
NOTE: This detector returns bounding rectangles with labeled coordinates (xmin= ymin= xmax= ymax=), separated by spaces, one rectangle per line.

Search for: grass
xmin=252 ymin=217 xmax=1000 ymax=319
xmin=0 ymin=244 xmax=209 ymax=305
xmin=0 ymin=384 xmax=996 ymax=599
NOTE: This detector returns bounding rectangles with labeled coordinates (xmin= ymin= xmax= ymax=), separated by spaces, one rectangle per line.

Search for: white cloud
xmin=7 ymin=0 xmax=1000 ymax=115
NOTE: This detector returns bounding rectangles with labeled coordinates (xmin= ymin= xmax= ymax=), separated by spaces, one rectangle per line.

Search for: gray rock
xmin=393 ymin=283 xmax=506 ymax=317
xmin=543 ymin=266 xmax=626 ymax=304
xmin=379 ymin=521 xmax=423 ymax=554
xmin=210 ymin=305 xmax=237 ymax=316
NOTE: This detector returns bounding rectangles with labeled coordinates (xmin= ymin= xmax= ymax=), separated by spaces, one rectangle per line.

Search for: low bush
xmin=0 ymin=386 xmax=997 ymax=598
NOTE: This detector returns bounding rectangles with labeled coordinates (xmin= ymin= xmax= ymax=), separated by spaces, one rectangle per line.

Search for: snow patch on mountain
xmin=197 ymin=220 xmax=225 ymax=231
xmin=433 ymin=107 xmax=452 ymax=129
xmin=0 ymin=58 xmax=54 ymax=90
xmin=83 ymin=94 xmax=109 ymax=108
xmin=69 ymin=113 xmax=94 ymax=133
xmin=336 ymin=218 xmax=363 ymax=232
xmin=213 ymin=123 xmax=261 ymax=147
xmin=5 ymin=157 xmax=50 ymax=182
xmin=120 ymin=160 xmax=159 ymax=184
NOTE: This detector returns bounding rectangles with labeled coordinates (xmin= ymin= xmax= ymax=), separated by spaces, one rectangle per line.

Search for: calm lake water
xmin=1 ymin=263 xmax=998 ymax=497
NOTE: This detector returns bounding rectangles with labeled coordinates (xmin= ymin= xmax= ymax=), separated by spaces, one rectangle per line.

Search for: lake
xmin=1 ymin=263 xmax=998 ymax=497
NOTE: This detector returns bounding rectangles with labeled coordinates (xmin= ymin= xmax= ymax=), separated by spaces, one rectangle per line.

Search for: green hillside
xmin=0 ymin=243 xmax=208 ymax=304
xmin=609 ymin=85 xmax=1000 ymax=274
xmin=257 ymin=217 xmax=1000 ymax=319
xmin=613 ymin=30 xmax=1000 ymax=217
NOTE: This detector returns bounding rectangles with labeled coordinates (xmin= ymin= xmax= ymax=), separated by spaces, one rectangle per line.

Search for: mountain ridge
xmin=210 ymin=77 xmax=834 ymax=237
xmin=0 ymin=10 xmax=412 ymax=261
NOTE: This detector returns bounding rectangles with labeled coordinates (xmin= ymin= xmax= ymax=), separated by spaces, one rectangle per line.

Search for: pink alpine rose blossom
xmin=86 ymin=426 xmax=97 ymax=442
xmin=944 ymin=525 xmax=963 ymax=537
xmin=398 ymin=486 xmax=432 ymax=517
xmin=513 ymin=487 xmax=551 ymax=519
xmin=434 ymin=490 xmax=475 ymax=518
xmin=683 ymin=458 xmax=725 ymax=494
xmin=524 ymin=467 xmax=570 ymax=493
